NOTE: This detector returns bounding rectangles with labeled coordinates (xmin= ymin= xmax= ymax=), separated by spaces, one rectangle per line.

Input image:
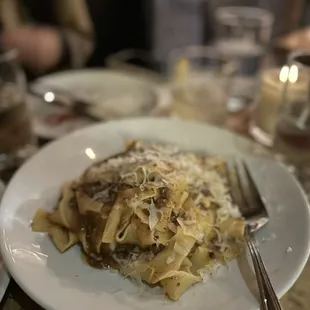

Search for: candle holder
xmin=250 ymin=64 xmax=307 ymax=146
xmin=273 ymin=51 xmax=310 ymax=166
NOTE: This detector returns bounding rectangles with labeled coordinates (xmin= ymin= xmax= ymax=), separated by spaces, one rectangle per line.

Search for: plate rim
xmin=0 ymin=179 xmax=10 ymax=304
xmin=30 ymin=69 xmax=171 ymax=139
xmin=1 ymin=117 xmax=310 ymax=309
xmin=34 ymin=68 xmax=163 ymax=84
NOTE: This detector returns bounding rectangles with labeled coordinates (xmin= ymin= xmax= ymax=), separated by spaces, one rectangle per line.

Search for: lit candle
xmin=254 ymin=65 xmax=307 ymax=135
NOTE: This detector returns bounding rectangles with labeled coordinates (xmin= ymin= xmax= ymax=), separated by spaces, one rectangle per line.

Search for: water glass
xmin=215 ymin=6 xmax=274 ymax=111
xmin=168 ymin=45 xmax=235 ymax=125
xmin=0 ymin=50 xmax=36 ymax=179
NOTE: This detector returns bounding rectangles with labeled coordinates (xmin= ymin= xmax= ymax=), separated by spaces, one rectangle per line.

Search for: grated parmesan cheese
xmin=148 ymin=199 xmax=160 ymax=231
xmin=84 ymin=143 xmax=241 ymax=237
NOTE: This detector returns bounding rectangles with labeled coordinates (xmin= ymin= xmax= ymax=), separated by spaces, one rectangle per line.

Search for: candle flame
xmin=279 ymin=65 xmax=298 ymax=83
xmin=289 ymin=65 xmax=298 ymax=83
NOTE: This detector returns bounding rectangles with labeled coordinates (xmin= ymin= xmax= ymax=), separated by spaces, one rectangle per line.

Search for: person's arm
xmin=0 ymin=0 xmax=94 ymax=74
xmin=1 ymin=26 xmax=94 ymax=74
xmin=55 ymin=0 xmax=94 ymax=69
xmin=56 ymin=28 xmax=94 ymax=70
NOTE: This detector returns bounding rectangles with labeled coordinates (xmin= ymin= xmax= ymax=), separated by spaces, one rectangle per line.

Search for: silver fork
xmin=226 ymin=160 xmax=283 ymax=310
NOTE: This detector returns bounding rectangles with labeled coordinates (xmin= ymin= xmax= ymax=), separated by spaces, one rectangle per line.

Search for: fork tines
xmin=226 ymin=159 xmax=269 ymax=231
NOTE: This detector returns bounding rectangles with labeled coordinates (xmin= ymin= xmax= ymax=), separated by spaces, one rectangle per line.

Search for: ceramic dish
xmin=0 ymin=118 xmax=309 ymax=310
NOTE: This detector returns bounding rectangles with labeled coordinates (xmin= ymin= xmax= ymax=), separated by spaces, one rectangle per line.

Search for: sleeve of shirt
xmin=58 ymin=28 xmax=94 ymax=69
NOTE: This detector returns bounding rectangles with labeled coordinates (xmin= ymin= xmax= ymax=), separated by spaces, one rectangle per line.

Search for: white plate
xmin=0 ymin=180 xmax=10 ymax=302
xmin=0 ymin=118 xmax=309 ymax=310
xmin=29 ymin=70 xmax=170 ymax=140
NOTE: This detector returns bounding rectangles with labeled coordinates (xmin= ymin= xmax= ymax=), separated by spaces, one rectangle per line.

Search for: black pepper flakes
xmin=150 ymin=244 xmax=165 ymax=255
xmin=155 ymin=187 xmax=170 ymax=209
xmin=201 ymin=188 xmax=211 ymax=197
xmin=170 ymin=213 xmax=178 ymax=225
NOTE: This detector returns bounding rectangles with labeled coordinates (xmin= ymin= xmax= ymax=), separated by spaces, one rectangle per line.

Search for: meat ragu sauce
xmin=67 ymin=148 xmax=222 ymax=271
xmin=155 ymin=187 xmax=170 ymax=209
xmin=66 ymin=182 xmax=116 ymax=269
xmin=82 ymin=242 xmax=165 ymax=271
xmin=68 ymin=180 xmax=166 ymax=271
xmin=76 ymin=181 xmax=110 ymax=198
xmin=81 ymin=141 xmax=139 ymax=180
xmin=31 ymin=142 xmax=247 ymax=301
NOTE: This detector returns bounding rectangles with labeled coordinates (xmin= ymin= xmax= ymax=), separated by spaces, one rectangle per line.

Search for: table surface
xmin=1 ymin=109 xmax=309 ymax=310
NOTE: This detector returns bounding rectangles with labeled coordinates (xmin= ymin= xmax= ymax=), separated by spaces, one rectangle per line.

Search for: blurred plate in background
xmin=28 ymin=69 xmax=170 ymax=140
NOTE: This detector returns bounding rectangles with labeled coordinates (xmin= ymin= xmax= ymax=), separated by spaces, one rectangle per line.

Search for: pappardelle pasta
xmin=31 ymin=141 xmax=245 ymax=301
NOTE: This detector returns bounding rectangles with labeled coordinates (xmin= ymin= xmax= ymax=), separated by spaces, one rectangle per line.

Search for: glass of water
xmin=215 ymin=6 xmax=274 ymax=111
xmin=168 ymin=45 xmax=235 ymax=125
xmin=0 ymin=49 xmax=36 ymax=180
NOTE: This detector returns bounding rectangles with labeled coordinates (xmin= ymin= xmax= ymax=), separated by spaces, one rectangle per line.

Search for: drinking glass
xmin=215 ymin=6 xmax=274 ymax=111
xmin=168 ymin=45 xmax=235 ymax=125
xmin=273 ymin=51 xmax=310 ymax=170
xmin=0 ymin=49 xmax=36 ymax=179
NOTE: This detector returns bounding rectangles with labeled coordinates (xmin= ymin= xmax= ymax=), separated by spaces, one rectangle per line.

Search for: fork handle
xmin=245 ymin=228 xmax=284 ymax=310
